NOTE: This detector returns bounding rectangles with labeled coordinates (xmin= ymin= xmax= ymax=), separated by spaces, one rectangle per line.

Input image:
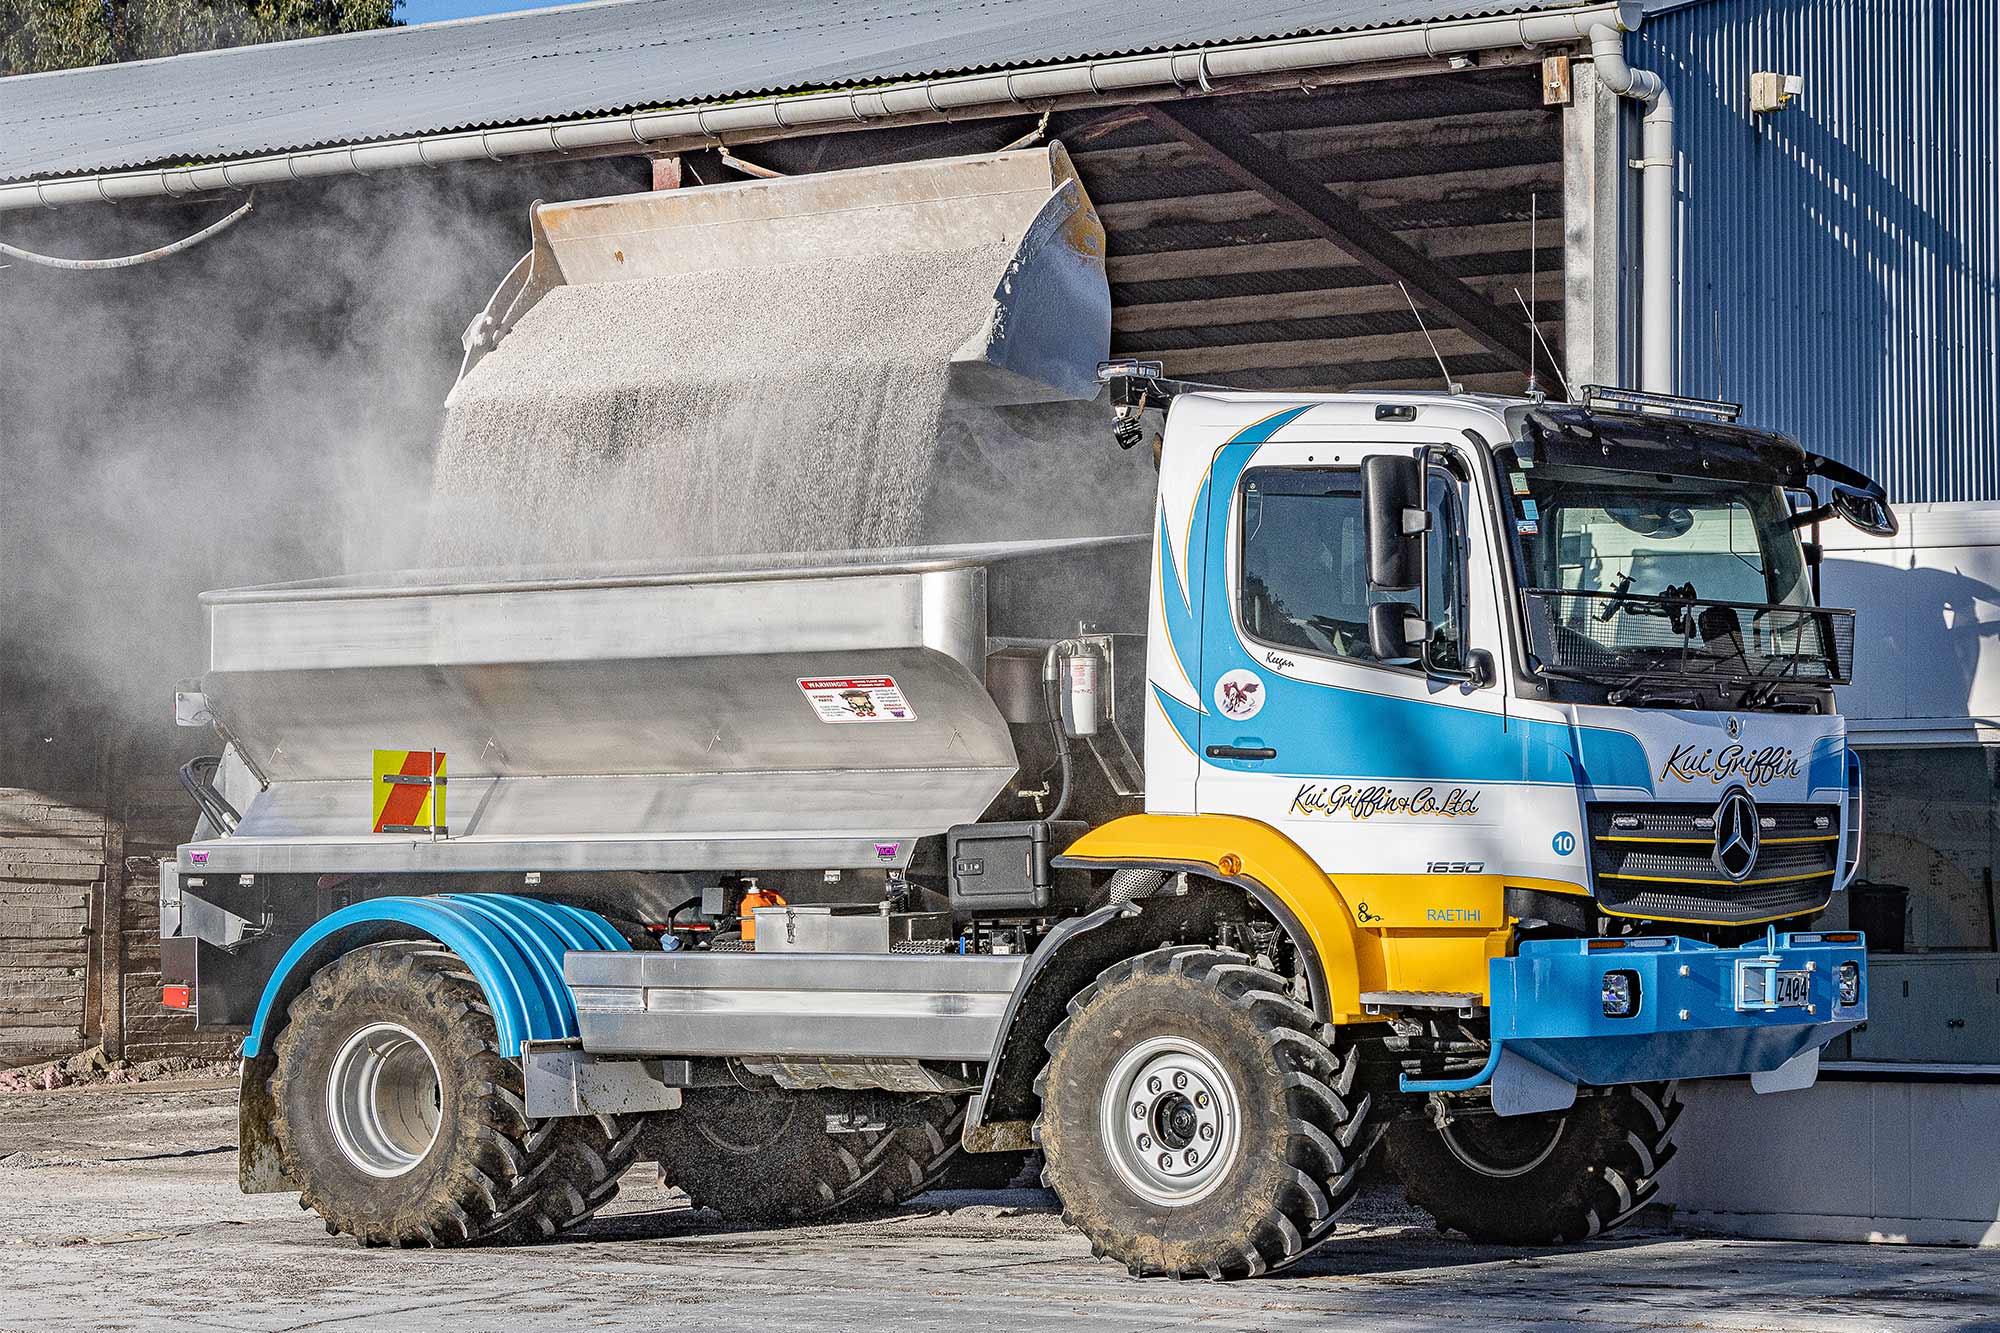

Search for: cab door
xmin=1193 ymin=435 xmax=1511 ymax=928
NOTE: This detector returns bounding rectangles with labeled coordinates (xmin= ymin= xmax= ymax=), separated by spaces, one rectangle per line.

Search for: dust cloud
xmin=0 ymin=161 xmax=642 ymax=780
xmin=0 ymin=158 xmax=1158 ymax=788
xmin=424 ymin=241 xmax=1157 ymax=568
xmin=424 ymin=244 xmax=1014 ymax=566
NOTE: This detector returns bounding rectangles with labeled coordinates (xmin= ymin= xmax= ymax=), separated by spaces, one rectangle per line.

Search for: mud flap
xmin=1749 ymin=1044 xmax=1821 ymax=1095
xmin=1490 ymin=1046 xmax=1579 ymax=1117
xmin=236 ymin=1048 xmax=297 ymax=1194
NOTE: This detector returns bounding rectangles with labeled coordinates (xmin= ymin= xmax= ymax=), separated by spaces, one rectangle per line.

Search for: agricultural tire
xmin=1383 ymin=1081 xmax=1682 ymax=1244
xmin=937 ymin=1149 xmax=1039 ymax=1191
xmin=271 ymin=940 xmax=640 ymax=1246
xmin=652 ymin=1088 xmax=962 ymax=1224
xmin=1036 ymin=946 xmax=1380 ymax=1279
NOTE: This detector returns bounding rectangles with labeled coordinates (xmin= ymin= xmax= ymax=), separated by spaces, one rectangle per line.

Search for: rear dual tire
xmin=271 ymin=941 xmax=640 ymax=1246
xmin=647 ymin=1088 xmax=967 ymax=1224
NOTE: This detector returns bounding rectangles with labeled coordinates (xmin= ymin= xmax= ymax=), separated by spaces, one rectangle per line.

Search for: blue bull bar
xmin=1402 ymin=930 xmax=1867 ymax=1116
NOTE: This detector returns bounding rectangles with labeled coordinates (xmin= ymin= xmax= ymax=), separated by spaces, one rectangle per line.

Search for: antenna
xmin=1399 ymin=282 xmax=1461 ymax=394
xmin=1515 ymin=289 xmax=1571 ymax=400
xmin=1527 ymin=191 xmax=1539 ymax=395
xmin=1711 ymin=304 xmax=1724 ymax=402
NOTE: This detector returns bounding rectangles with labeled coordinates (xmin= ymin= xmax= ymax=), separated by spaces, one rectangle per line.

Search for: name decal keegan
xmin=1290 ymin=783 xmax=1482 ymax=820
xmin=1658 ymin=742 xmax=1802 ymax=788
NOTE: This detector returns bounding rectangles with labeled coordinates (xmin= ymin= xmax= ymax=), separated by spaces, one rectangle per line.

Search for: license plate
xmin=1740 ymin=966 xmax=1812 ymax=1009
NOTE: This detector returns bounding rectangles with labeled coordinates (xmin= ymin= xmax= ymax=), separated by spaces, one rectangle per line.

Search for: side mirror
xmin=1363 ymin=453 xmax=1426 ymax=591
xmin=1369 ymin=602 xmax=1427 ymax=662
xmin=1830 ymin=484 xmax=1898 ymax=538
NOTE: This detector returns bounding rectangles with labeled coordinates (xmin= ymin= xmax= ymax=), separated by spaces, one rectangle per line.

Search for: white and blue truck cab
xmin=161 ymin=379 xmax=1897 ymax=1277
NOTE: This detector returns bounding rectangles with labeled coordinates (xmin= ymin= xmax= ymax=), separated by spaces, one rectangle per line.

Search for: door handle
xmin=1205 ymin=745 xmax=1277 ymax=761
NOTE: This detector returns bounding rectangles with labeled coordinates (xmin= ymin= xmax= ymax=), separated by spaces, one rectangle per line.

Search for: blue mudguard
xmin=242 ymin=894 xmax=628 ymax=1059
xmin=1402 ymin=930 xmax=1866 ymax=1115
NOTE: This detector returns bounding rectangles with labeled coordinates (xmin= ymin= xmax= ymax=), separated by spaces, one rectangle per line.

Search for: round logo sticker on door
xmin=1214 ymin=668 xmax=1266 ymax=721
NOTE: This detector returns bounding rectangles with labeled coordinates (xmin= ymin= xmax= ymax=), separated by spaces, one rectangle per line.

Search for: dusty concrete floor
xmin=3 ymin=1082 xmax=1997 ymax=1332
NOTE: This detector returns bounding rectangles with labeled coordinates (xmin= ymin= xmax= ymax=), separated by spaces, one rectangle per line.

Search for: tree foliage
xmin=2 ymin=1 xmax=398 ymax=76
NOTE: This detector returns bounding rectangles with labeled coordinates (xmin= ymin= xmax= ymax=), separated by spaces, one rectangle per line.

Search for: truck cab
xmin=1141 ymin=386 xmax=1864 ymax=955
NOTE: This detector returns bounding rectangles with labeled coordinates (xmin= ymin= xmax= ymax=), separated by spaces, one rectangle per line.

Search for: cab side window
xmin=1238 ymin=466 xmax=1464 ymax=669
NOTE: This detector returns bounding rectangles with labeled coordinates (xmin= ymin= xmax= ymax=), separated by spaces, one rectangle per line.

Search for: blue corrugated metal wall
xmin=1636 ymin=0 xmax=1998 ymax=503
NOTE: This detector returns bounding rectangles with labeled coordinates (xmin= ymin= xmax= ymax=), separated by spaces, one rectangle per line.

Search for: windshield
xmin=1498 ymin=450 xmax=1809 ymax=606
xmin=1495 ymin=447 xmax=1848 ymax=689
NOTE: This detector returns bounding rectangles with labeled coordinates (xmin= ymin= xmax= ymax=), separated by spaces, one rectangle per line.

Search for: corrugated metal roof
xmin=1641 ymin=0 xmax=2000 ymax=506
xmin=0 ymin=0 xmax=1581 ymax=183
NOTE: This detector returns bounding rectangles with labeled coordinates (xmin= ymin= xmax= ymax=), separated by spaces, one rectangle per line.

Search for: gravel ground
xmin=3 ymin=1082 xmax=1997 ymax=1333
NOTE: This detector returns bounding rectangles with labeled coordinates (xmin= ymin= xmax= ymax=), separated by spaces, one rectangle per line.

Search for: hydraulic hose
xmin=0 ymin=194 xmax=254 ymax=271
xmin=1042 ymin=667 xmax=1075 ymax=823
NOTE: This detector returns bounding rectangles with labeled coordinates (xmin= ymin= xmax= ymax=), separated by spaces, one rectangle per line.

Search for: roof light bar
xmin=1581 ymin=384 xmax=1742 ymax=423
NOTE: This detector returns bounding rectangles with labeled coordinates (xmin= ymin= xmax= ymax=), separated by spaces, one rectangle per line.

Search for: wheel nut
xmin=1158 ymin=1153 xmax=1173 ymax=1170
xmin=1183 ymin=1150 xmax=1199 ymax=1167
xmin=1194 ymin=1091 xmax=1209 ymax=1108
xmin=1173 ymin=1072 xmax=1187 ymax=1089
xmin=1137 ymin=1134 xmax=1152 ymax=1150
xmin=1199 ymin=1123 xmax=1214 ymax=1141
xmin=1133 ymin=1102 xmax=1147 ymax=1119
xmin=1148 ymin=1076 xmax=1162 ymax=1094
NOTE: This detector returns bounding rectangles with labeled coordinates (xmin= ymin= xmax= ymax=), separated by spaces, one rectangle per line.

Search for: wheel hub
xmin=325 ymin=1021 xmax=442 ymax=1178
xmin=1100 ymin=1036 xmax=1241 ymax=1207
xmin=1439 ymin=1109 xmax=1568 ymax=1179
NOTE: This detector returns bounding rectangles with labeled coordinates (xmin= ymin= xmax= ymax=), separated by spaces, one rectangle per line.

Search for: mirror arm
xmin=1802 ymin=450 xmax=1888 ymax=499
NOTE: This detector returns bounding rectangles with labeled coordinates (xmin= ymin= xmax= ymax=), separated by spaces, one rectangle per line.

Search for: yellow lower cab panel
xmin=1061 ymin=814 xmax=1561 ymax=1021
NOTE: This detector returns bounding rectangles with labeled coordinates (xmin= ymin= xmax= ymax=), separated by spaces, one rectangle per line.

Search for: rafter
xmin=1142 ymin=100 xmax=1556 ymax=384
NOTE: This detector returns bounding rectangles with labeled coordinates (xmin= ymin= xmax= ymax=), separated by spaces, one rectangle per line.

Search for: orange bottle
xmin=737 ymin=878 xmax=786 ymax=943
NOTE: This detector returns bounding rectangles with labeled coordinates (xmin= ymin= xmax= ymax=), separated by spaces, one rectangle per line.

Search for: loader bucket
xmin=457 ymin=143 xmax=1109 ymax=405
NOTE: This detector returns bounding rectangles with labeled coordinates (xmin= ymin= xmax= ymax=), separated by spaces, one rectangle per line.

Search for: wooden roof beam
xmin=1113 ymin=270 xmax=1562 ymax=334
xmin=1142 ymin=100 xmax=1556 ymax=384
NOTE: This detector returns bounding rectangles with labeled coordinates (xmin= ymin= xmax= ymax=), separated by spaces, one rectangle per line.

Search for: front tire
xmin=1384 ymin=1081 xmax=1682 ymax=1244
xmin=1036 ymin=947 xmax=1379 ymax=1279
xmin=271 ymin=941 xmax=639 ymax=1246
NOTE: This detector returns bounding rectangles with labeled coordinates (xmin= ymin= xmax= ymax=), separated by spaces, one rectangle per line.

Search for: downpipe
xmin=1589 ymin=23 xmax=1676 ymax=394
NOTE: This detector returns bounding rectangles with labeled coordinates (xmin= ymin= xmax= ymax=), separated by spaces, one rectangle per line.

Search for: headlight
xmin=1838 ymin=960 xmax=1861 ymax=1007
xmin=1602 ymin=970 xmax=1639 ymax=1018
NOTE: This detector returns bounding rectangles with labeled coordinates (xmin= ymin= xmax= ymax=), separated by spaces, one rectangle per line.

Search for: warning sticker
xmin=798 ymin=676 xmax=917 ymax=724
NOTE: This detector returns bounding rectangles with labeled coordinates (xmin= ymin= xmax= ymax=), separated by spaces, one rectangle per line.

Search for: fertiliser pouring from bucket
xmin=162 ymin=144 xmax=1898 ymax=1277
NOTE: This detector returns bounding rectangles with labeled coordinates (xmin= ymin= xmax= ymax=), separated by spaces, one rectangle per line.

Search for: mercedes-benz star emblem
xmin=1726 ymin=715 xmax=1741 ymax=739
xmin=1712 ymin=789 xmax=1760 ymax=881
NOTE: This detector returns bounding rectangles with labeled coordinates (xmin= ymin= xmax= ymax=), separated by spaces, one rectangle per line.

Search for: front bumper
xmin=1403 ymin=931 xmax=1866 ymax=1116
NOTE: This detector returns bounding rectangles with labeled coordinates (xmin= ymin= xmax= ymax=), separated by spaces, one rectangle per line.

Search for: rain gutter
xmin=0 ymin=2 xmax=1640 ymax=213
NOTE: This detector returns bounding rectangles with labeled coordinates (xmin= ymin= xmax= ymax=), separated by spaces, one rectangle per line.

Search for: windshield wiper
xmin=1737 ymin=622 xmax=1810 ymax=710
xmin=1606 ymin=671 xmax=1705 ymax=708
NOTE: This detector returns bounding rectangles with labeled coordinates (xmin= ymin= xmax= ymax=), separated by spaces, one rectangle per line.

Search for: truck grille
xmin=1586 ymin=801 xmax=1839 ymax=924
